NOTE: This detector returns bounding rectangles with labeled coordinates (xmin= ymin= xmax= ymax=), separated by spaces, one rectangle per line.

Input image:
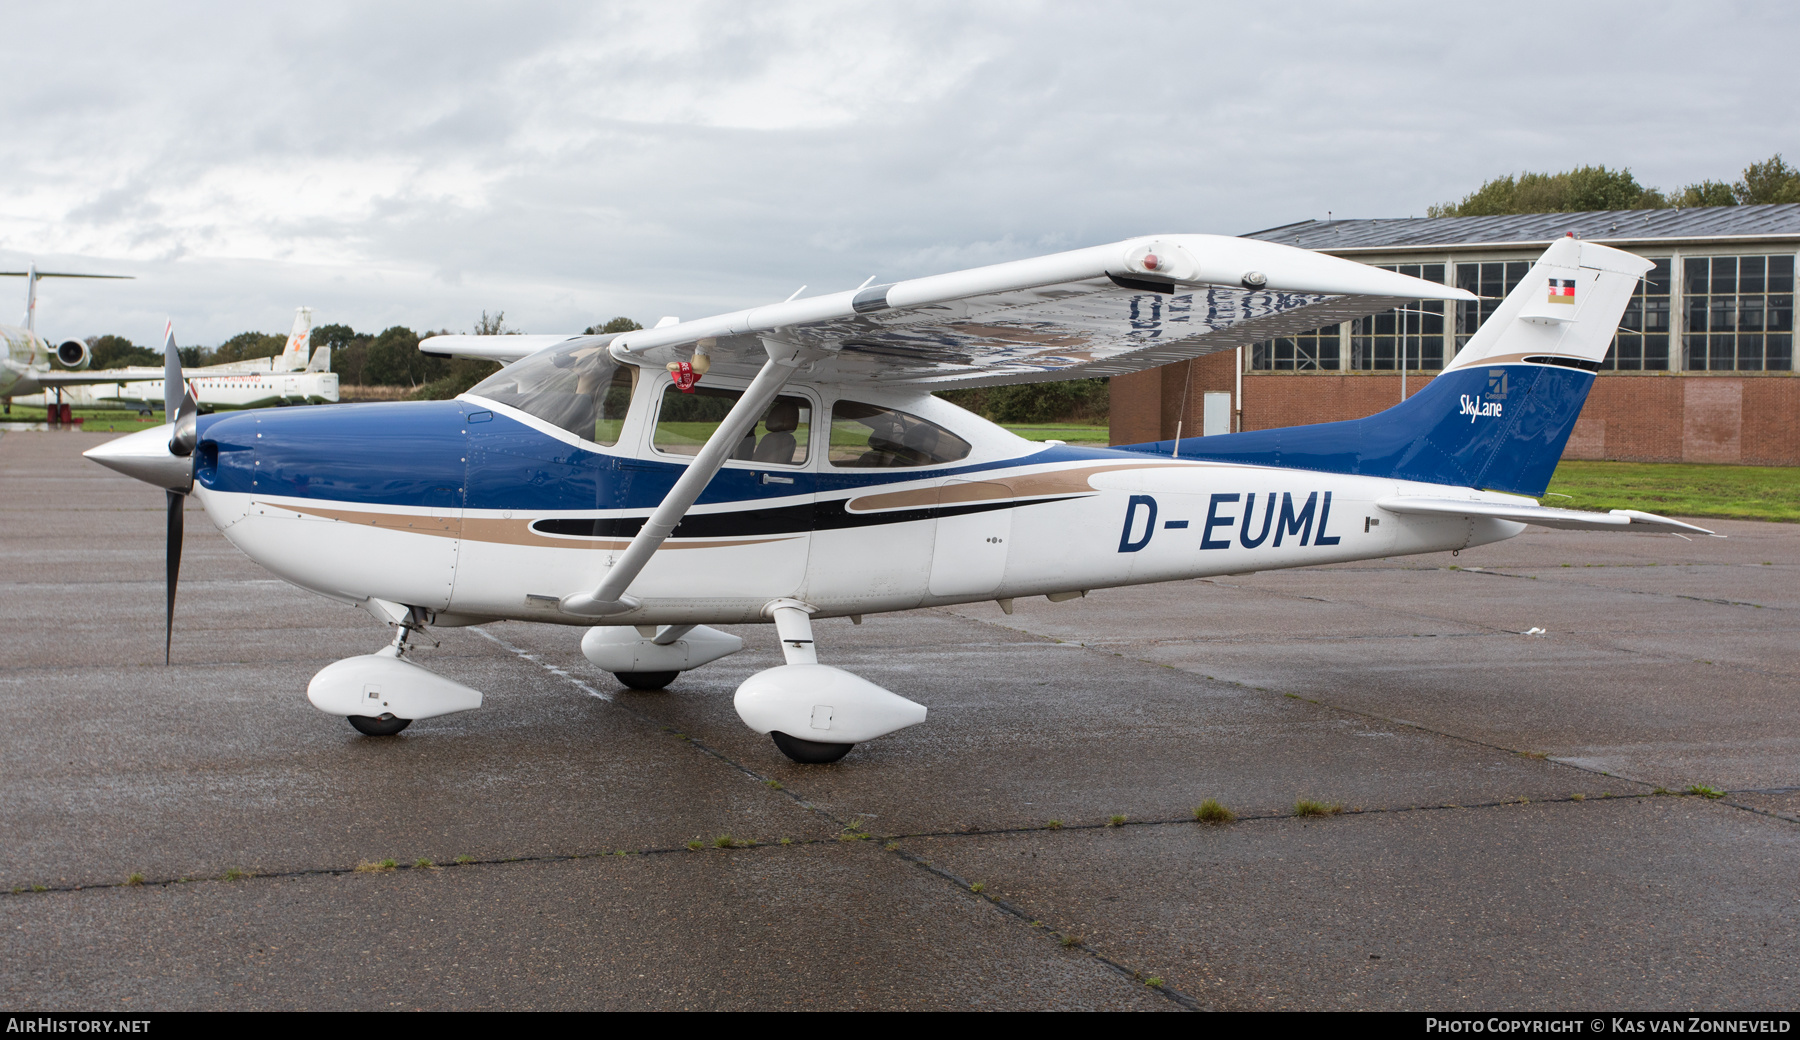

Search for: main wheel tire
xmin=348 ymin=713 xmax=411 ymax=736
xmin=614 ymin=670 xmax=679 ymax=691
xmin=771 ymin=731 xmax=854 ymax=764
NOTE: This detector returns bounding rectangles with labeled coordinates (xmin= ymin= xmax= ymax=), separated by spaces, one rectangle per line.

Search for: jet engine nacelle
xmin=306 ymin=648 xmax=483 ymax=720
xmin=734 ymin=664 xmax=927 ymax=745
xmin=55 ymin=339 xmax=89 ymax=369
xmin=580 ymin=624 xmax=743 ymax=674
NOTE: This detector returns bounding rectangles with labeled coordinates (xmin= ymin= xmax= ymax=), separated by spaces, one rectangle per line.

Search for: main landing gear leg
xmin=763 ymin=601 xmax=854 ymax=764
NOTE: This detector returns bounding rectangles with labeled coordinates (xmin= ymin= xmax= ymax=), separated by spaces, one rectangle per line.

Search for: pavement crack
xmin=472 ymin=623 xmax=1199 ymax=1011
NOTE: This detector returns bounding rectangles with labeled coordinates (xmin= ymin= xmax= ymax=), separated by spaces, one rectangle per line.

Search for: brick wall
xmin=1110 ymin=367 xmax=1799 ymax=466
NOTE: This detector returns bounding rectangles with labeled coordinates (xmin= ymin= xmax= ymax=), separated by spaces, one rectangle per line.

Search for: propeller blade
xmin=165 ymin=488 xmax=183 ymax=665
xmin=162 ymin=322 xmax=182 ymax=419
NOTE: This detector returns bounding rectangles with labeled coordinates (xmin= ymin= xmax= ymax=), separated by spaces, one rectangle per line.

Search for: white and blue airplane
xmin=86 ymin=233 xmax=1711 ymax=763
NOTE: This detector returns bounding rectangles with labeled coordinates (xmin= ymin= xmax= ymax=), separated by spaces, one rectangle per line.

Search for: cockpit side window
xmin=652 ymin=384 xmax=812 ymax=465
xmin=466 ymin=341 xmax=636 ymax=445
xmin=828 ymin=401 xmax=971 ymax=468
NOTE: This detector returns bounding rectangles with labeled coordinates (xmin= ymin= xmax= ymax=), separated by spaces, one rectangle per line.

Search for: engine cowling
xmin=55 ymin=339 xmax=90 ymax=369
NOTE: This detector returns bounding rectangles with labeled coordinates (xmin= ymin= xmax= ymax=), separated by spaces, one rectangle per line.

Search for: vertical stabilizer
xmin=1124 ymin=237 xmax=1653 ymax=498
xmin=23 ymin=263 xmax=37 ymax=333
xmin=276 ymin=307 xmax=314 ymax=372
xmin=306 ymin=345 xmax=331 ymax=372
xmin=1441 ymin=237 xmax=1651 ymax=373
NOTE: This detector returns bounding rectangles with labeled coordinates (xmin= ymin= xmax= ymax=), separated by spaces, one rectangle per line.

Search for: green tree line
xmin=1429 ymin=153 xmax=1800 ymax=217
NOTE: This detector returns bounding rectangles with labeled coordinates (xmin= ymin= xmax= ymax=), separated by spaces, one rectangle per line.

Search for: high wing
xmin=420 ymin=234 xmax=1473 ymax=388
xmin=1376 ymin=497 xmax=1718 ymax=535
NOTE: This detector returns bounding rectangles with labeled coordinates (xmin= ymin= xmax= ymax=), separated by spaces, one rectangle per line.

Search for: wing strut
xmin=559 ymin=337 xmax=808 ymax=617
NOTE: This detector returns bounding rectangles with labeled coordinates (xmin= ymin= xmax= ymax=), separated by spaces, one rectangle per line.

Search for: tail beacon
xmin=276 ymin=307 xmax=314 ymax=372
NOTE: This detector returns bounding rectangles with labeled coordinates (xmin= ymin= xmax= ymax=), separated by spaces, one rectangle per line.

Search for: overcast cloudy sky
xmin=2 ymin=1 xmax=1795 ymax=346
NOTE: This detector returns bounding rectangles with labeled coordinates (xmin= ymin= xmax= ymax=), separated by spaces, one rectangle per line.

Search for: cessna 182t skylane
xmin=87 ymin=233 xmax=1713 ymax=763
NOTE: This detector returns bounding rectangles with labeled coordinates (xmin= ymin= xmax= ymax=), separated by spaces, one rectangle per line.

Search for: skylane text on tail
xmin=85 ymin=232 xmax=1711 ymax=762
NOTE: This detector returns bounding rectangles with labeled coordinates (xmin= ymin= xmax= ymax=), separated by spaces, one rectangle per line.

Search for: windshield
xmin=467 ymin=339 xmax=636 ymax=444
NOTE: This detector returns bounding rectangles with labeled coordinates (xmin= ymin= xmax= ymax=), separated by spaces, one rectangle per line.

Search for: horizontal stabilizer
xmin=1376 ymin=496 xmax=1717 ymax=535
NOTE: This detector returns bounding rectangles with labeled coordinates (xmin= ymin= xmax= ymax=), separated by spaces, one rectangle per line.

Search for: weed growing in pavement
xmin=779 ymin=837 xmax=793 ymax=846
xmin=1145 ymin=976 xmax=1165 ymax=988
xmin=685 ymin=839 xmax=704 ymax=851
xmin=970 ymin=882 xmax=985 ymax=894
xmin=354 ymin=861 xmax=395 ymax=874
xmin=1652 ymin=787 xmax=1673 ymax=796
xmin=453 ymin=855 xmax=474 ymax=864
xmin=1107 ymin=815 xmax=1127 ymax=827
xmin=1570 ymin=794 xmax=1585 ymax=802
xmin=30 ymin=885 xmax=47 ymax=893
xmin=1193 ymin=799 xmax=1236 ymax=825
xmin=884 ymin=841 xmax=900 ymax=851
xmin=1686 ymin=785 xmax=1726 ymax=799
xmin=1060 ymin=934 xmax=1082 ymax=948
xmin=763 ymin=780 xmax=783 ymax=790
xmin=1046 ymin=820 xmax=1063 ymax=830
xmin=222 ymin=868 xmax=251 ymax=881
xmin=1293 ymin=800 xmax=1343 ymax=818
xmin=125 ymin=873 xmax=144 ymax=887
xmin=414 ymin=859 xmax=434 ymax=869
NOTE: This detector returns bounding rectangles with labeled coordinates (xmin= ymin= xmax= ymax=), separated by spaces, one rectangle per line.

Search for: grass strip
xmin=1544 ymin=460 xmax=1800 ymax=523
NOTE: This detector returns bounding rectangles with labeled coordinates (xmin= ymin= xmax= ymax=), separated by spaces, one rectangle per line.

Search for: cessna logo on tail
xmin=1459 ymin=394 xmax=1504 ymax=422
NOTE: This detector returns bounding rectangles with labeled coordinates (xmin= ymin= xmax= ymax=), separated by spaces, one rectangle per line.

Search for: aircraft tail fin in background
xmin=275 ymin=307 xmax=313 ymax=372
xmin=305 ymin=345 xmax=331 ymax=372
xmin=1120 ymin=238 xmax=1653 ymax=498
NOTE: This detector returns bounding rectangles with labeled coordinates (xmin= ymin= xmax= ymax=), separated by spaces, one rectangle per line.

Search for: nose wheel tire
xmin=348 ymin=713 xmax=411 ymax=736
xmin=771 ymin=731 xmax=854 ymax=764
xmin=614 ymin=670 xmax=679 ymax=691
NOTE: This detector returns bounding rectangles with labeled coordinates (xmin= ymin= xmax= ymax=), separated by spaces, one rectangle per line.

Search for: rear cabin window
xmin=467 ymin=341 xmax=635 ymax=445
xmin=652 ymin=384 xmax=812 ymax=466
xmin=828 ymin=402 xmax=971 ymax=468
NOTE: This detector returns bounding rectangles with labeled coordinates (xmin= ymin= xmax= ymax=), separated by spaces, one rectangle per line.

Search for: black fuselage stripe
xmin=529 ymin=495 xmax=1087 ymax=539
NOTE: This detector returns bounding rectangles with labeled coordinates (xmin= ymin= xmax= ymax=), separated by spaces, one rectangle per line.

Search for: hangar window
xmin=1454 ymin=261 xmax=1532 ymax=354
xmin=1352 ymin=263 xmax=1446 ymax=371
xmin=1604 ymin=258 xmax=1672 ymax=370
xmin=827 ymin=402 xmax=971 ymax=468
xmin=653 ymin=385 xmax=811 ymax=465
xmin=466 ymin=340 xmax=636 ymax=445
xmin=1251 ymin=326 xmax=1339 ymax=370
xmin=1682 ymin=255 xmax=1794 ymax=371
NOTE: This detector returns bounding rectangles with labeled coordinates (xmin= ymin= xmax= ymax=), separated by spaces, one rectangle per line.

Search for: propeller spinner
xmin=83 ymin=323 xmax=196 ymax=664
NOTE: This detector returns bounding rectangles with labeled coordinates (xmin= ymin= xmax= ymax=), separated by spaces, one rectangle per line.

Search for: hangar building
xmin=1108 ymin=204 xmax=1800 ymax=466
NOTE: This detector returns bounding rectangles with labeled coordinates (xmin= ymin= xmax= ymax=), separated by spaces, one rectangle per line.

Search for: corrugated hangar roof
xmin=1244 ymin=204 xmax=1800 ymax=252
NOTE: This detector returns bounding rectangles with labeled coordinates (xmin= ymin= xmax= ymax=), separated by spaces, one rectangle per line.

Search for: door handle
xmin=759 ymin=473 xmax=795 ymax=485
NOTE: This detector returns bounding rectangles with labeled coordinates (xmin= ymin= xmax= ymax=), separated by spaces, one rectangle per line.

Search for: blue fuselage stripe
xmin=193 ymin=401 xmax=1128 ymax=512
